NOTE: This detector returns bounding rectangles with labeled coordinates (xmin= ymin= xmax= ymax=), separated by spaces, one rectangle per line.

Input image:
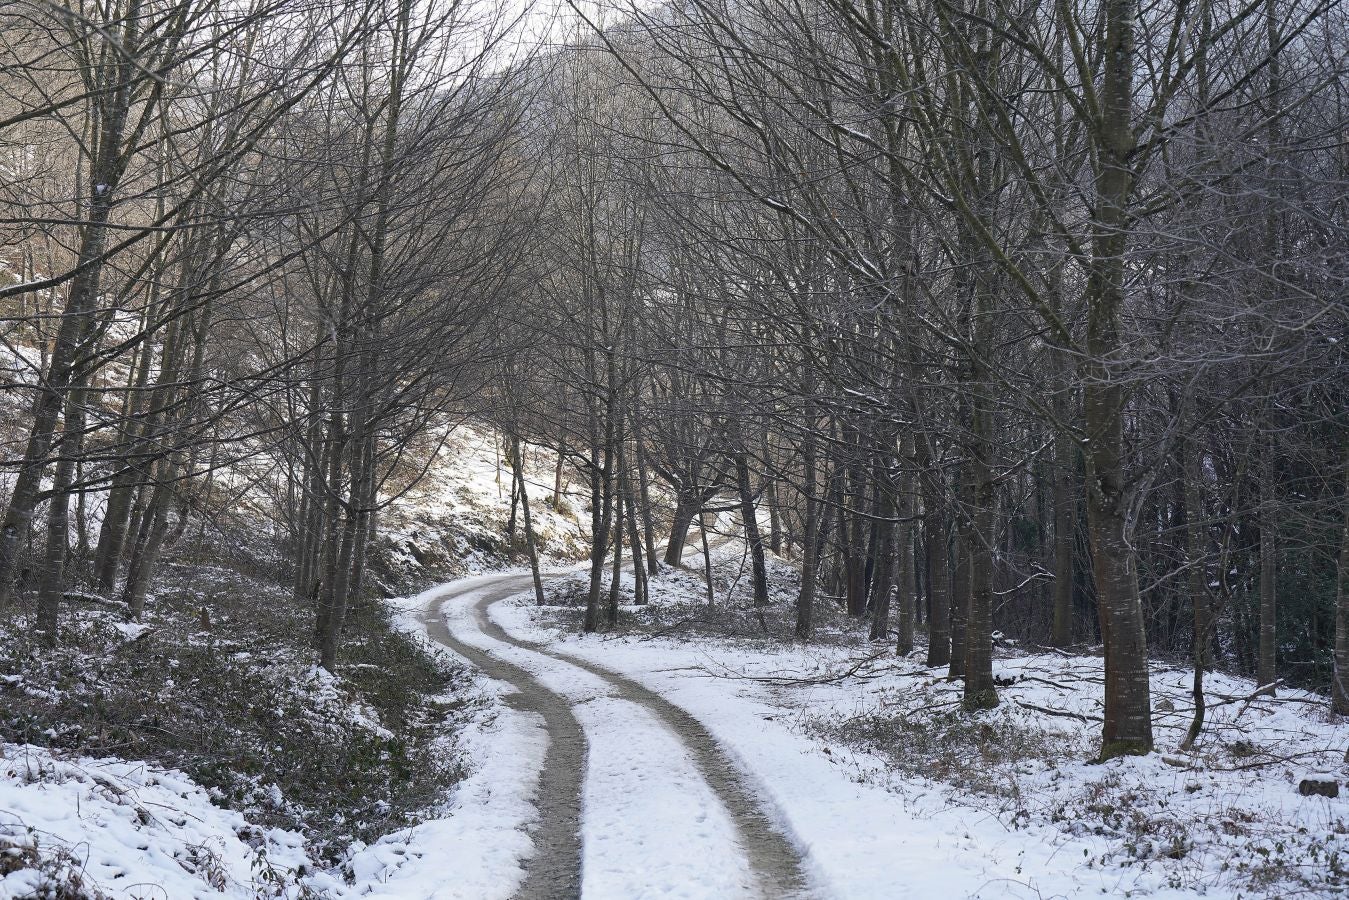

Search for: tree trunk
xmin=734 ymin=449 xmax=770 ymax=608
xmin=1083 ymin=0 xmax=1154 ymax=759
xmin=584 ymin=431 xmax=610 ymax=633
xmin=0 ymin=7 xmax=139 ymax=610
xmin=606 ymin=476 xmax=624 ymax=627
xmin=121 ymin=474 xmax=173 ymax=620
xmin=964 ymin=348 xmax=998 ymax=710
xmin=95 ymin=303 xmax=176 ymax=595
xmin=552 ymin=443 xmax=567 ymax=510
xmin=796 ymin=424 xmax=820 ymax=640
xmin=348 ymin=435 xmax=376 ymax=601
xmin=35 ymin=392 xmax=86 ymax=640
xmin=121 ymin=298 xmax=214 ymax=620
xmin=1332 ymin=447 xmax=1349 ymax=715
xmin=869 ymin=552 xmax=893 ymax=641
xmin=700 ymin=509 xmax=715 ymax=603
xmin=917 ymin=433 xmax=951 ymax=667
xmin=585 ymin=381 xmax=617 ymax=633
xmin=767 ymin=477 xmax=783 ymax=555
xmin=1257 ymin=449 xmax=1278 ymax=695
xmin=1181 ymin=424 xmax=1210 ymax=749
xmin=625 ymin=480 xmax=647 ymax=605
xmin=949 ymin=529 xmax=969 ymax=679
xmin=895 ymin=439 xmax=916 ymax=656
xmin=634 ymin=432 xmax=659 ymax=574
xmin=318 ymin=509 xmax=359 ymax=670
xmin=869 ymin=464 xmax=896 ymax=642
xmin=294 ymin=362 xmax=326 ymax=603
xmin=1051 ymin=431 xmax=1076 ymax=647
xmin=664 ymin=494 xmax=697 ymax=567
xmin=312 ymin=399 xmax=347 ymax=651
xmin=512 ymin=436 xmax=547 ymax=606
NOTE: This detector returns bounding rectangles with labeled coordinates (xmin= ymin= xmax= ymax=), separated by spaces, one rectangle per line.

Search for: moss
xmin=1096 ymin=737 xmax=1153 ymax=762
xmin=962 ymin=688 xmax=1001 ymax=712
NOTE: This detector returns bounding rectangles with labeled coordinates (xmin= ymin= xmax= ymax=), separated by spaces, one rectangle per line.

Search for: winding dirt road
xmin=420 ymin=572 xmax=814 ymax=900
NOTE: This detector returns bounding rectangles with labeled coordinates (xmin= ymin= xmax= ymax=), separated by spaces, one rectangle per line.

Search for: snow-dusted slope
xmin=372 ymin=427 xmax=588 ymax=588
xmin=0 ymin=424 xmax=591 ymax=900
xmin=0 ymin=745 xmax=315 ymax=899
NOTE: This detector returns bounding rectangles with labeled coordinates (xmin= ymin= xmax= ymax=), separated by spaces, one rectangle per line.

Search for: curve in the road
xmin=420 ymin=578 xmax=584 ymax=900
xmin=436 ymin=573 xmax=815 ymax=900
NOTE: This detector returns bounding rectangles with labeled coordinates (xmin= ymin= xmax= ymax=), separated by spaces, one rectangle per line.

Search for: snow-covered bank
xmin=309 ymin=695 xmax=546 ymax=900
xmin=374 ymin=429 xmax=588 ymax=589
xmin=316 ymin=582 xmax=556 ymax=900
xmin=0 ymin=605 xmax=545 ymax=900
xmin=0 ymin=744 xmax=316 ymax=899
xmin=0 ymin=424 xmax=594 ymax=900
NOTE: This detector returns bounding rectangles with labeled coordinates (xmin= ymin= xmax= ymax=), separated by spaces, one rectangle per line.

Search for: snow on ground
xmin=0 ymin=426 xmax=594 ymax=900
xmin=8 ymin=415 xmax=1340 ymax=899
xmin=488 ymin=551 xmax=1349 ymax=900
xmin=303 ymin=585 xmax=556 ymax=900
xmin=0 ymin=743 xmax=314 ymax=900
xmin=309 ymin=695 xmax=545 ymax=900
xmin=0 ymin=602 xmax=549 ymax=900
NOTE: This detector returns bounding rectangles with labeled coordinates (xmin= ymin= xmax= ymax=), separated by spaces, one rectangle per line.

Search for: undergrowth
xmin=806 ymin=683 xmax=1084 ymax=798
xmin=0 ymin=831 xmax=110 ymax=899
xmin=0 ymin=553 xmax=467 ymax=862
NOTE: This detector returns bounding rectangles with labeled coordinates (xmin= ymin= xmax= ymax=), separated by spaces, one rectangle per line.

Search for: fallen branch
xmin=1012 ymin=698 xmax=1101 ymax=723
xmin=643 ymin=618 xmax=697 ymax=640
xmin=1207 ymin=748 xmax=1338 ymax=772
xmin=698 ymin=653 xmax=874 ymax=686
xmin=62 ymin=591 xmax=127 ymax=609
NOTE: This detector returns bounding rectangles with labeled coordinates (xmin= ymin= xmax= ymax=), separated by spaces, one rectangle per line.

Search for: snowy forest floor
xmin=2 ymin=430 xmax=1347 ymax=899
xmin=410 ymin=534 xmax=1349 ymax=900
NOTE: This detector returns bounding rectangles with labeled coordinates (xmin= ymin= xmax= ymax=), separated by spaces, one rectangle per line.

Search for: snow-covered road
xmin=419 ymin=572 xmax=814 ymax=900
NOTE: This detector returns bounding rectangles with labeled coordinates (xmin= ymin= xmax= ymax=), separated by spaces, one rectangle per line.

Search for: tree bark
xmin=552 ymin=443 xmax=567 ymax=510
xmin=634 ymin=430 xmax=659 ymax=574
xmin=512 ymin=435 xmax=547 ymax=606
xmin=916 ymin=432 xmax=951 ymax=667
xmin=734 ymin=448 xmax=770 ymax=607
xmin=35 ymin=389 xmax=87 ymax=640
xmin=665 ymin=495 xmax=697 ymax=567
xmin=1082 ymin=0 xmax=1154 ymax=759
xmin=1051 ymin=431 xmax=1076 ymax=648
xmin=1181 ymin=423 xmax=1211 ymax=748
xmin=949 ymin=527 xmax=970 ymax=679
xmin=1257 ymin=447 xmax=1278 ymax=695
xmin=796 ymin=421 xmax=820 ymax=640
xmin=1332 ymin=447 xmax=1349 ymax=715
xmin=895 ymin=437 xmax=916 ymax=656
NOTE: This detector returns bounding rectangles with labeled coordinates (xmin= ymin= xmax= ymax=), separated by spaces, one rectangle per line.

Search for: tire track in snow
xmin=430 ymin=572 xmax=815 ymax=900
xmin=420 ymin=577 xmax=584 ymax=900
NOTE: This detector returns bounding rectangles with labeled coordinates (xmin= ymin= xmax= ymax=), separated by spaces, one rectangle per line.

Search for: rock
xmin=1298 ymin=776 xmax=1339 ymax=798
xmin=1155 ymin=698 xmax=1175 ymax=712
